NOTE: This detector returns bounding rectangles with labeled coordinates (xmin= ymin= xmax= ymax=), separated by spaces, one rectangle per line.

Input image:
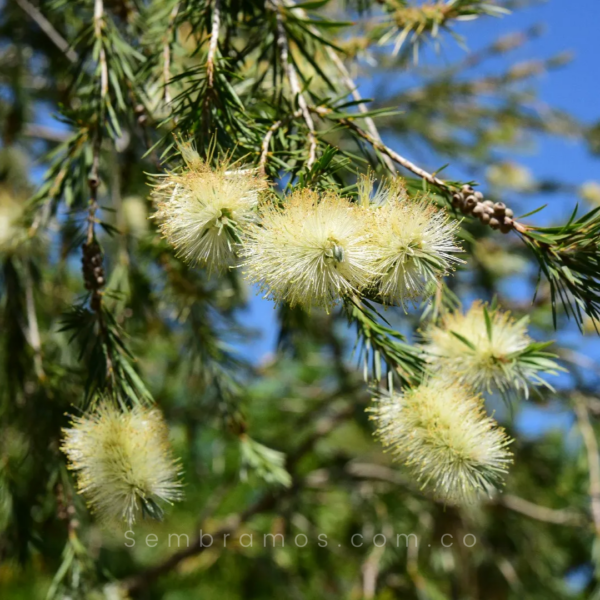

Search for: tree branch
xmin=500 ymin=494 xmax=585 ymax=527
xmin=162 ymin=2 xmax=180 ymax=107
xmin=284 ymin=0 xmax=395 ymax=172
xmin=94 ymin=0 xmax=108 ymax=99
xmin=271 ymin=0 xmax=317 ymax=169
xmin=23 ymin=262 xmax=45 ymax=381
xmin=574 ymin=397 xmax=600 ymax=535
xmin=15 ymin=0 xmax=79 ymax=63
xmin=259 ymin=109 xmax=301 ymax=175
xmin=206 ymin=0 xmax=220 ymax=88
xmin=120 ymin=492 xmax=277 ymax=594
xmin=313 ymin=105 xmax=528 ymax=234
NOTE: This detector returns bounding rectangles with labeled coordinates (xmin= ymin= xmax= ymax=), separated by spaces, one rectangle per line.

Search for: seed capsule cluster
xmin=451 ymin=185 xmax=514 ymax=234
xmin=82 ymin=242 xmax=105 ymax=310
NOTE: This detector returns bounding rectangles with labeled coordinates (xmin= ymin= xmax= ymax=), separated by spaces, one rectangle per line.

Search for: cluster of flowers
xmin=60 ymin=152 xmax=555 ymax=525
xmin=150 ymin=152 xmax=549 ymax=507
xmin=370 ymin=302 xmax=547 ymax=505
xmin=151 ymin=149 xmax=464 ymax=311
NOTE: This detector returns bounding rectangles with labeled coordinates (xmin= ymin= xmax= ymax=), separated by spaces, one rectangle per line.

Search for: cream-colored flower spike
xmin=152 ymin=145 xmax=267 ymax=272
xmin=241 ymin=189 xmax=379 ymax=310
xmin=422 ymin=302 xmax=538 ymax=396
xmin=61 ymin=401 xmax=182 ymax=526
xmin=370 ymin=379 xmax=512 ymax=505
xmin=362 ymin=177 xmax=463 ymax=307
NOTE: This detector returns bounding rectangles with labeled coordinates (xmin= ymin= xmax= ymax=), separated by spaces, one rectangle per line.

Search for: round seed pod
xmin=500 ymin=222 xmax=512 ymax=234
xmin=465 ymin=196 xmax=478 ymax=210
xmin=462 ymin=184 xmax=473 ymax=194
xmin=480 ymin=213 xmax=491 ymax=224
xmin=472 ymin=204 xmax=485 ymax=217
xmin=504 ymin=208 xmax=514 ymax=218
xmin=483 ymin=200 xmax=494 ymax=208
xmin=452 ymin=193 xmax=463 ymax=207
xmin=489 ymin=217 xmax=500 ymax=230
xmin=484 ymin=204 xmax=495 ymax=216
xmin=493 ymin=202 xmax=506 ymax=217
xmin=474 ymin=191 xmax=484 ymax=201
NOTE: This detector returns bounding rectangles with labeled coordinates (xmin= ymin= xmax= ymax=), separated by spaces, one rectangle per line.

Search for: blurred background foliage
xmin=1 ymin=0 xmax=600 ymax=598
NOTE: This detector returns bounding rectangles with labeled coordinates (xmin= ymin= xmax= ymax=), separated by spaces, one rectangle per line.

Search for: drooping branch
xmin=312 ymin=105 xmax=528 ymax=234
xmin=162 ymin=2 xmax=180 ymax=107
xmin=271 ymin=0 xmax=317 ymax=169
xmin=284 ymin=0 xmax=395 ymax=172
xmin=94 ymin=0 xmax=108 ymax=100
xmin=309 ymin=104 xmax=600 ymax=327
xmin=206 ymin=0 xmax=220 ymax=88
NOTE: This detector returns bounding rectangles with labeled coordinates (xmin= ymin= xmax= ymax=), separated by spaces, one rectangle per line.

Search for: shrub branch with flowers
xmin=2 ymin=0 xmax=600 ymax=597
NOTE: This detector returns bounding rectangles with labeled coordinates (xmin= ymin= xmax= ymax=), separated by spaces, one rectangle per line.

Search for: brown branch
xmin=162 ymin=2 xmax=180 ymax=107
xmin=15 ymin=0 xmax=79 ymax=64
xmin=80 ymin=0 xmax=114 ymax=385
xmin=121 ymin=492 xmax=277 ymax=594
xmin=312 ymin=106 xmax=528 ymax=234
xmin=283 ymin=0 xmax=394 ymax=172
xmin=341 ymin=462 xmax=585 ymax=527
xmin=259 ymin=118 xmax=283 ymax=176
xmin=362 ymin=523 xmax=393 ymax=598
xmin=325 ymin=49 xmax=395 ymax=172
xmin=272 ymin=0 xmax=317 ymax=169
xmin=206 ymin=0 xmax=220 ymax=88
xmin=342 ymin=462 xmax=584 ymax=527
xmin=94 ymin=0 xmax=108 ymax=100
xmin=312 ymin=106 xmax=451 ymax=189
xmin=499 ymin=494 xmax=585 ymax=527
xmin=84 ymin=134 xmax=115 ymax=386
xmin=23 ymin=262 xmax=45 ymax=381
xmin=258 ymin=109 xmax=302 ymax=175
xmin=574 ymin=397 xmax=600 ymax=536
xmin=22 ymin=123 xmax=71 ymax=143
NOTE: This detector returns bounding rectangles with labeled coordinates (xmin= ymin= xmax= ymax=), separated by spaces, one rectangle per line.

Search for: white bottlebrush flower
xmin=241 ymin=188 xmax=379 ymax=310
xmin=370 ymin=379 xmax=512 ymax=505
xmin=152 ymin=146 xmax=267 ymax=272
xmin=421 ymin=302 xmax=557 ymax=396
xmin=364 ymin=178 xmax=463 ymax=307
xmin=61 ymin=401 xmax=183 ymax=526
